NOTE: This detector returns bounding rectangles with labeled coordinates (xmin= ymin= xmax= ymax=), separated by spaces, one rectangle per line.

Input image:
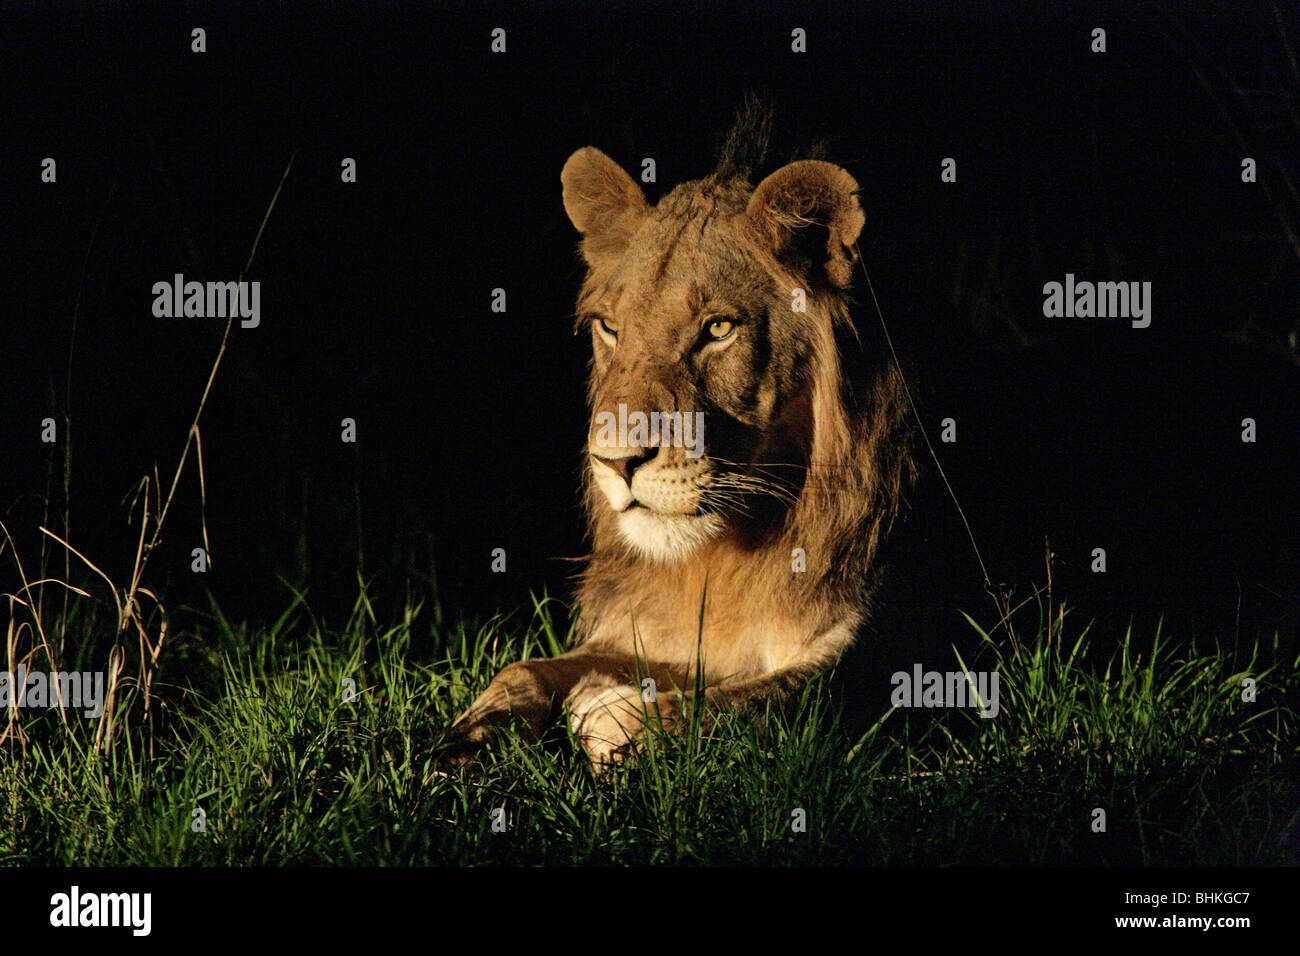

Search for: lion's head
xmin=562 ymin=129 xmax=908 ymax=556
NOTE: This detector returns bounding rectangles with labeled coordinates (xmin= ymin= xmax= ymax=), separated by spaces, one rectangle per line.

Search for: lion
xmin=445 ymin=116 xmax=915 ymax=767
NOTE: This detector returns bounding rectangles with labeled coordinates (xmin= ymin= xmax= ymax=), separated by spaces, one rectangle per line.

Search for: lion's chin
xmin=617 ymin=507 xmax=724 ymax=564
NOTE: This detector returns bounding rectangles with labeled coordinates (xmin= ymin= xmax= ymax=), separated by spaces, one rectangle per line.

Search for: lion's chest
xmin=585 ymin=580 xmax=842 ymax=680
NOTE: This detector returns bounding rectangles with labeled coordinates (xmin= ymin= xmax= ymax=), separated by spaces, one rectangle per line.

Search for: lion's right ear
xmin=561 ymin=147 xmax=649 ymax=265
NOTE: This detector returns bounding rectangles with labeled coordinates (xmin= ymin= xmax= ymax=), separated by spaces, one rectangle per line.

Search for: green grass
xmin=2 ymin=586 xmax=1297 ymax=866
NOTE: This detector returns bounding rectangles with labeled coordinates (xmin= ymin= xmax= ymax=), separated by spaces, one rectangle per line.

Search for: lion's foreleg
xmin=444 ymin=649 xmax=630 ymax=755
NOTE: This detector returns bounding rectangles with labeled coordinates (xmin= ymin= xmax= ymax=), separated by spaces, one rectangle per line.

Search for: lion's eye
xmin=704 ymin=318 xmax=735 ymax=341
xmin=596 ymin=316 xmax=618 ymax=341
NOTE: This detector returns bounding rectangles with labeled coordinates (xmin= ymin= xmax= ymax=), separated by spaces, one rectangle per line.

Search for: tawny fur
xmin=448 ymin=118 xmax=915 ymax=768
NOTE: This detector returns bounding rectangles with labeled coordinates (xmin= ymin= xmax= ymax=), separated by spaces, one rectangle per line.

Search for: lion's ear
xmin=746 ymin=160 xmax=865 ymax=289
xmin=561 ymin=147 xmax=649 ymax=266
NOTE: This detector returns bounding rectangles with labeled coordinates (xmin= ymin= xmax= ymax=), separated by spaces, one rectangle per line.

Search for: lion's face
xmin=562 ymin=148 xmax=866 ymax=563
xmin=579 ymin=186 xmax=810 ymax=562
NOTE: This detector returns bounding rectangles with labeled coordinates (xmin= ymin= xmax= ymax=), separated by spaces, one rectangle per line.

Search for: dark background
xmin=4 ymin=1 xmax=1299 ymax=649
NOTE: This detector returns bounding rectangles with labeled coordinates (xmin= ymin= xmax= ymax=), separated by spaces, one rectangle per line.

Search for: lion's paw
xmin=568 ymin=683 xmax=647 ymax=770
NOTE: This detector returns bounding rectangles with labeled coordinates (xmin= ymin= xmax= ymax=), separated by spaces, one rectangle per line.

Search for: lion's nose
xmin=591 ymin=447 xmax=658 ymax=487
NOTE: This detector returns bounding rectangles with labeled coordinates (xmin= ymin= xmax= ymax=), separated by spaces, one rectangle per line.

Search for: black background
xmin=5 ymin=1 xmax=1299 ymax=652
